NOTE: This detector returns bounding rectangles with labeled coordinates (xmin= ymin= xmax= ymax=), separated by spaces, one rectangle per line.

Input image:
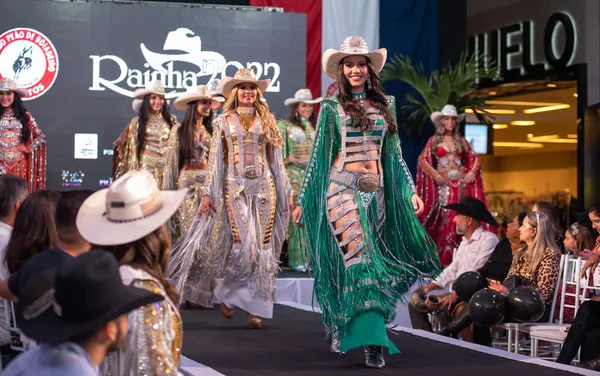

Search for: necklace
xmin=352 ymin=91 xmax=367 ymax=101
xmin=236 ymin=107 xmax=256 ymax=131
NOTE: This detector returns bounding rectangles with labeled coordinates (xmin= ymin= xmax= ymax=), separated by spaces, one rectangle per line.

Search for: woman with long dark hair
xmin=277 ymin=89 xmax=321 ymax=271
xmin=167 ymin=85 xmax=216 ymax=308
xmin=0 ymin=78 xmax=46 ymax=191
xmin=76 ymin=170 xmax=187 ymax=375
xmin=291 ymin=36 xmax=439 ymax=368
xmin=113 ymin=80 xmax=178 ymax=189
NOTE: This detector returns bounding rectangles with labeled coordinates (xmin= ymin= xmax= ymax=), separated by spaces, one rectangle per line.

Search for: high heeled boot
xmin=364 ymin=345 xmax=385 ymax=368
xmin=329 ymin=332 xmax=347 ymax=354
xmin=438 ymin=305 xmax=473 ymax=336
xmin=580 ymin=357 xmax=600 ymax=370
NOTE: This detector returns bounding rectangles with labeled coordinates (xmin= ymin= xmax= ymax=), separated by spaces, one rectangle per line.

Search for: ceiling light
xmin=492 ymin=124 xmax=508 ymax=129
xmin=528 ymin=135 xmax=577 ymax=144
xmin=511 ymin=120 xmax=536 ymax=126
xmin=523 ymin=104 xmax=570 ymax=114
xmin=573 ymin=93 xmax=578 ymax=97
xmin=489 ymin=91 xmax=497 ymax=95
xmin=567 ymin=134 xmax=578 ymax=139
xmin=465 ymin=108 xmax=516 ymax=115
xmin=493 ymin=142 xmax=543 ymax=148
xmin=528 ymin=135 xmax=559 ymax=141
xmin=527 ymin=133 xmax=534 ymax=138
xmin=487 ymin=100 xmax=563 ymax=106
xmin=546 ymin=83 xmax=557 ymax=88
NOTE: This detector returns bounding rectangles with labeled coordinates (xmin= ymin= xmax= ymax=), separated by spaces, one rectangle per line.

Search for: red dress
xmin=0 ymin=109 xmax=46 ymax=191
xmin=416 ymin=137 xmax=489 ymax=266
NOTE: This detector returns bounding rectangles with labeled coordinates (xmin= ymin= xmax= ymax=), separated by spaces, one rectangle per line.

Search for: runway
xmin=180 ymin=304 xmax=589 ymax=376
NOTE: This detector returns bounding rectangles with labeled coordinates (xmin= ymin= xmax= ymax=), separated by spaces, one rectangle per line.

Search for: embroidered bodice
xmin=143 ymin=115 xmax=171 ymax=155
xmin=221 ymin=114 xmax=268 ymax=178
xmin=0 ymin=109 xmax=25 ymax=150
xmin=285 ymin=120 xmax=315 ymax=157
xmin=190 ymin=126 xmax=212 ymax=165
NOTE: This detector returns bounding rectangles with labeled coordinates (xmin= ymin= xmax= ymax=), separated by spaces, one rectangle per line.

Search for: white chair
xmin=491 ymin=254 xmax=566 ymax=354
xmin=529 ymin=256 xmax=600 ymax=361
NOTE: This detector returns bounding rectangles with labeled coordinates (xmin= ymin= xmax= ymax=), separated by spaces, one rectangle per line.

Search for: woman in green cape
xmin=291 ymin=36 xmax=440 ymax=368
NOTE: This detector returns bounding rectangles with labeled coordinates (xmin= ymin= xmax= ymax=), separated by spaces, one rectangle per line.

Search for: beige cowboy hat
xmin=134 ymin=80 xmax=166 ymax=100
xmin=284 ymin=88 xmax=323 ymax=106
xmin=207 ymin=79 xmax=226 ymax=103
xmin=173 ymin=85 xmax=212 ymax=111
xmin=76 ymin=170 xmax=186 ymax=246
xmin=430 ymin=104 xmax=466 ymax=127
xmin=220 ymin=68 xmax=270 ymax=98
xmin=322 ymin=36 xmax=387 ymax=79
xmin=0 ymin=77 xmax=27 ymax=98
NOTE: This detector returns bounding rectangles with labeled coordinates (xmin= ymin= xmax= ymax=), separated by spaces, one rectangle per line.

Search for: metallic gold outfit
xmin=100 ymin=266 xmax=182 ymax=376
xmin=113 ymin=114 xmax=178 ymax=189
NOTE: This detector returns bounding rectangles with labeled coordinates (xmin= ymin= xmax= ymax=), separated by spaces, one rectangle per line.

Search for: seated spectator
xmin=0 ymin=175 xmax=27 ymax=367
xmin=533 ymin=200 xmax=565 ymax=253
xmin=409 ymin=196 xmax=498 ymax=345
xmin=440 ymin=212 xmax=561 ymax=342
xmin=2 ymin=250 xmax=163 ymax=376
xmin=76 ymin=170 xmax=186 ymax=375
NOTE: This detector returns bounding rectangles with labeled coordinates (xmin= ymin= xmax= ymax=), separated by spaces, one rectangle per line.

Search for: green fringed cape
xmin=296 ymin=95 xmax=441 ymax=352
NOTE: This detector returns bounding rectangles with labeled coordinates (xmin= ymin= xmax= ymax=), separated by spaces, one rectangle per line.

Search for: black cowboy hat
xmin=444 ymin=196 xmax=496 ymax=225
xmin=16 ymin=250 xmax=163 ymax=344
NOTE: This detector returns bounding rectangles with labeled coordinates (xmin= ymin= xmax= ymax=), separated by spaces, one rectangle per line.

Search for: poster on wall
xmin=0 ymin=0 xmax=306 ymax=190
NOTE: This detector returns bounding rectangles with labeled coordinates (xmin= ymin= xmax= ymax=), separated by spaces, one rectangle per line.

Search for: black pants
xmin=408 ymin=300 xmax=492 ymax=346
xmin=556 ymin=300 xmax=600 ymax=364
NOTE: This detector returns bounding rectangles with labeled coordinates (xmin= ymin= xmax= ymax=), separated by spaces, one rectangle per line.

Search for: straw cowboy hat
xmin=430 ymin=104 xmax=466 ymax=127
xmin=0 ymin=77 xmax=27 ymax=98
xmin=173 ymin=85 xmax=212 ymax=111
xmin=322 ymin=36 xmax=387 ymax=79
xmin=207 ymin=79 xmax=226 ymax=102
xmin=284 ymin=88 xmax=323 ymax=106
xmin=220 ymin=68 xmax=270 ymax=98
xmin=76 ymin=170 xmax=187 ymax=245
xmin=134 ymin=80 xmax=166 ymax=100
xmin=17 ymin=250 xmax=163 ymax=344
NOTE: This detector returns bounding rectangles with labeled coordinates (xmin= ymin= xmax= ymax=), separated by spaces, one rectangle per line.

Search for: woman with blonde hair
xmin=191 ymin=68 xmax=291 ymax=329
xmin=76 ymin=170 xmax=187 ymax=375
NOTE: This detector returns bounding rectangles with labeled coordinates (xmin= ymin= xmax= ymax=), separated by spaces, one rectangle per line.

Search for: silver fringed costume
xmin=172 ymin=112 xmax=290 ymax=319
xmin=101 ymin=266 xmax=182 ymax=376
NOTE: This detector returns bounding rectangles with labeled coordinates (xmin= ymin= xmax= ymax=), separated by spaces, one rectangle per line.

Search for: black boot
xmin=438 ymin=306 xmax=472 ymax=336
xmin=579 ymin=357 xmax=600 ymax=370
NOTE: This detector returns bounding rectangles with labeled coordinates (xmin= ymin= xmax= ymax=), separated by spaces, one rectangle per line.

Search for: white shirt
xmin=0 ymin=221 xmax=13 ymax=346
xmin=434 ymin=226 xmax=499 ymax=289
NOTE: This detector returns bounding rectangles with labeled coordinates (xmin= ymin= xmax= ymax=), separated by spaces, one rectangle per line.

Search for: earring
xmin=367 ymin=76 xmax=372 ymax=90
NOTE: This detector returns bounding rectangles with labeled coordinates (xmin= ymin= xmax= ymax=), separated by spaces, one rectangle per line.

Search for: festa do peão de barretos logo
xmin=89 ymin=28 xmax=282 ymax=98
xmin=0 ymin=28 xmax=59 ymax=100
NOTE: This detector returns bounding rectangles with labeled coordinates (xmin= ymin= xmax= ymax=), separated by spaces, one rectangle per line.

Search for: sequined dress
xmin=416 ymin=136 xmax=488 ymax=266
xmin=0 ymin=109 xmax=46 ymax=191
xmin=101 ymin=265 xmax=182 ymax=376
xmin=297 ymin=95 xmax=440 ymax=353
xmin=113 ymin=114 xmax=178 ymax=189
xmin=276 ymin=118 xmax=315 ymax=269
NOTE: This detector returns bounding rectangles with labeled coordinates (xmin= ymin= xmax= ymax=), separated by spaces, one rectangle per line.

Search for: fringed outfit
xmin=168 ymin=123 xmax=216 ymax=308
xmin=0 ymin=109 xmax=46 ymax=191
xmin=417 ymin=137 xmax=487 ymax=266
xmin=297 ymin=95 xmax=440 ymax=353
xmin=113 ymin=114 xmax=178 ymax=189
xmin=277 ymin=118 xmax=315 ymax=269
xmin=172 ymin=111 xmax=290 ymax=319
xmin=101 ymin=266 xmax=182 ymax=376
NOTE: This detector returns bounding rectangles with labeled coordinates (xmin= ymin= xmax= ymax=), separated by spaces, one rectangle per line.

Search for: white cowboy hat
xmin=134 ymin=80 xmax=166 ymax=100
xmin=430 ymin=104 xmax=466 ymax=127
xmin=132 ymin=98 xmax=171 ymax=114
xmin=207 ymin=79 xmax=226 ymax=103
xmin=284 ymin=88 xmax=323 ymax=106
xmin=76 ymin=170 xmax=186 ymax=246
xmin=0 ymin=77 xmax=27 ymax=98
xmin=322 ymin=36 xmax=387 ymax=79
xmin=220 ymin=68 xmax=270 ymax=98
xmin=173 ymin=85 xmax=211 ymax=111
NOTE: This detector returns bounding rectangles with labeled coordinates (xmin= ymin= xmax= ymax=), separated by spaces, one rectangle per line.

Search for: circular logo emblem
xmin=0 ymin=28 xmax=59 ymax=100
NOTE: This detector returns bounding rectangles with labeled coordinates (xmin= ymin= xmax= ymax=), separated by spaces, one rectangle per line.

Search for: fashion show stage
xmin=178 ymin=276 xmax=596 ymax=376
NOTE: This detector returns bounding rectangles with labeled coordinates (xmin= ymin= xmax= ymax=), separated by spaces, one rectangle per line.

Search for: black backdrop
xmin=0 ymin=0 xmax=306 ymax=190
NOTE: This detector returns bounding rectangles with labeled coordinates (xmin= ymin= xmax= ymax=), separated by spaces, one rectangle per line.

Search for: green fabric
xmin=340 ymin=311 xmax=400 ymax=354
xmin=296 ymin=95 xmax=441 ymax=347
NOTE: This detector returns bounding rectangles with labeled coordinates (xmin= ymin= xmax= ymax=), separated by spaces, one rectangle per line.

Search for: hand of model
xmin=288 ymin=195 xmax=294 ymax=213
xmin=434 ymin=174 xmax=447 ymax=186
xmin=411 ymin=194 xmax=424 ymax=215
xmin=199 ymin=196 xmax=216 ymax=217
xmin=292 ymin=206 xmax=303 ymax=225
xmin=15 ymin=144 xmax=31 ymax=154
xmin=488 ymin=280 xmax=508 ymax=295
xmin=439 ymin=292 xmax=459 ymax=310
xmin=464 ymin=172 xmax=476 ymax=184
xmin=582 ymin=253 xmax=600 ymax=278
